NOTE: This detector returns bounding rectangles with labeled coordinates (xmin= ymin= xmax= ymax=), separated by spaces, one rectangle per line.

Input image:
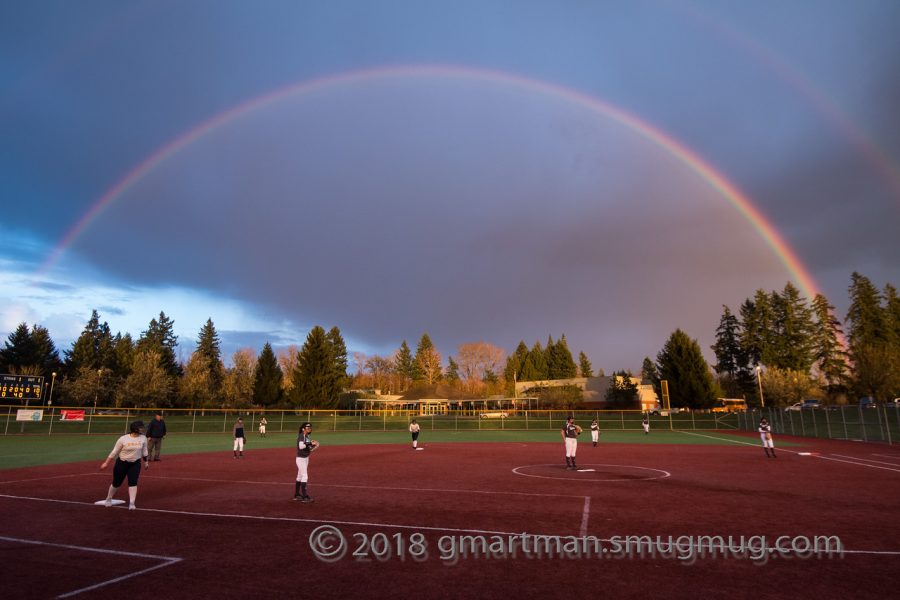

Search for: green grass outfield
xmin=0 ymin=429 xmax=791 ymax=470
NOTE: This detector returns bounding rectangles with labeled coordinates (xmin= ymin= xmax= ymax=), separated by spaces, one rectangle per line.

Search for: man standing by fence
xmin=146 ymin=412 xmax=167 ymax=462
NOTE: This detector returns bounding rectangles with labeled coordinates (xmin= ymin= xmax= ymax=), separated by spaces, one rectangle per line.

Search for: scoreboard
xmin=0 ymin=374 xmax=45 ymax=400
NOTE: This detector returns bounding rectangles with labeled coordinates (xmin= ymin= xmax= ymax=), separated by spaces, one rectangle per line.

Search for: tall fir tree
xmin=253 ymin=342 xmax=283 ymax=407
xmin=394 ymin=340 xmax=414 ymax=386
xmin=528 ymin=342 xmax=549 ymax=380
xmin=656 ymin=329 xmax=719 ymax=409
xmin=29 ymin=325 xmax=62 ymax=378
xmin=768 ymin=283 xmax=815 ymax=372
xmin=1 ymin=323 xmax=38 ymax=372
xmin=578 ymin=351 xmax=593 ymax=378
xmin=810 ymin=293 xmax=848 ymax=394
xmin=65 ymin=310 xmax=106 ymax=373
xmin=136 ymin=311 xmax=181 ymax=378
xmin=292 ymin=326 xmax=342 ymax=408
xmin=548 ymin=335 xmax=577 ymax=379
xmin=712 ymin=306 xmax=755 ymax=399
xmin=326 ymin=326 xmax=349 ymax=392
xmin=196 ymin=318 xmax=225 ymax=397
xmin=845 ymin=273 xmax=897 ymax=400
xmin=444 ymin=356 xmax=461 ymax=383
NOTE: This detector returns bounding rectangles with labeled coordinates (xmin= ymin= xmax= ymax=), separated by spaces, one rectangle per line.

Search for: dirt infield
xmin=1 ymin=433 xmax=899 ymax=599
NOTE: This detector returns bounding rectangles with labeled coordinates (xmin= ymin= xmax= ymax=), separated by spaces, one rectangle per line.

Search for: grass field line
xmin=142 ymin=474 xmax=590 ymax=499
xmin=680 ymin=431 xmax=900 ymax=473
xmin=0 ymin=535 xmax=182 ymax=599
xmin=2 ymin=493 xmax=898 ymax=557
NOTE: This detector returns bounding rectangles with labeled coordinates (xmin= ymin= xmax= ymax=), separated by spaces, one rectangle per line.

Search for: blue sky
xmin=2 ymin=0 xmax=898 ymax=370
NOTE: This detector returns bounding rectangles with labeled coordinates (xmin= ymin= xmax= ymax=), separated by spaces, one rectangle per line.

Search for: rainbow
xmin=38 ymin=64 xmax=821 ymax=300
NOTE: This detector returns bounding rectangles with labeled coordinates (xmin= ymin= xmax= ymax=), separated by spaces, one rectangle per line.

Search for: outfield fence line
xmin=2 ymin=405 xmax=741 ymax=436
xmin=737 ymin=406 xmax=899 ymax=446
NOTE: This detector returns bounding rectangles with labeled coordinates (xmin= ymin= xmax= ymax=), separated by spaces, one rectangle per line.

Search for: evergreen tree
xmin=113 ymin=333 xmax=135 ymax=379
xmin=578 ymin=351 xmax=593 ymax=378
xmin=196 ymin=318 xmax=225 ymax=396
xmin=412 ymin=333 xmax=441 ymax=383
xmin=656 ymin=329 xmax=719 ymax=409
xmin=519 ymin=355 xmax=539 ymax=381
xmin=136 ymin=311 xmax=181 ymax=378
xmin=548 ymin=335 xmax=577 ymax=379
xmin=326 ymin=326 xmax=350 ymax=391
xmin=882 ymin=283 xmax=900 ymax=347
xmin=29 ymin=325 xmax=62 ymax=377
xmin=394 ymin=341 xmax=414 ymax=385
xmin=810 ymin=293 xmax=848 ymax=394
xmin=528 ymin=342 xmax=549 ymax=380
xmin=768 ymin=283 xmax=815 ymax=372
xmin=65 ymin=310 xmax=105 ymax=373
xmin=253 ymin=342 xmax=283 ymax=407
xmin=503 ymin=341 xmax=530 ymax=383
xmin=712 ymin=306 xmax=755 ymax=399
xmin=641 ymin=357 xmax=659 ymax=384
xmin=605 ymin=370 xmax=639 ymax=409
xmin=445 ymin=356 xmax=461 ymax=383
xmin=739 ymin=292 xmax=771 ymax=367
xmin=292 ymin=326 xmax=342 ymax=408
xmin=845 ymin=273 xmax=896 ymax=400
xmin=1 ymin=323 xmax=38 ymax=372
xmin=117 ymin=349 xmax=172 ymax=408
xmin=846 ymin=272 xmax=888 ymax=348
xmin=179 ymin=352 xmax=215 ymax=408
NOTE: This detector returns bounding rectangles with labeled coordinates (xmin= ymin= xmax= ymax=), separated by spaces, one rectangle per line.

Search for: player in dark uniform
xmin=233 ymin=417 xmax=246 ymax=458
xmin=294 ymin=422 xmax=319 ymax=502
xmin=562 ymin=417 xmax=580 ymax=470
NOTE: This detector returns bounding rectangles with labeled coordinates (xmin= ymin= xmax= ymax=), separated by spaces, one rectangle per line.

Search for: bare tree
xmin=456 ymin=342 xmax=506 ymax=393
xmin=277 ymin=345 xmax=299 ymax=394
xmin=224 ymin=348 xmax=256 ymax=408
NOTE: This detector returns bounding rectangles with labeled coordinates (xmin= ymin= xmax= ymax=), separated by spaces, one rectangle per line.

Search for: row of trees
xmin=2 ymin=272 xmax=897 ymax=409
xmin=645 ymin=273 xmax=900 ymax=409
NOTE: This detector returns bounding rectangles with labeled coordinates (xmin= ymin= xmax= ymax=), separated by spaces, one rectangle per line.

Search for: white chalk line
xmin=0 ymin=472 xmax=104 ymax=485
xmin=579 ymin=497 xmax=590 ymax=538
xmin=832 ymin=454 xmax=900 ymax=467
xmin=511 ymin=464 xmax=671 ymax=482
xmin=141 ymin=474 xmax=588 ymax=499
xmin=678 ymin=431 xmax=900 ymax=473
xmin=871 ymin=454 xmax=900 ymax=462
xmin=0 ymin=535 xmax=181 ymax=599
xmin=2 ymin=492 xmax=897 ymax=558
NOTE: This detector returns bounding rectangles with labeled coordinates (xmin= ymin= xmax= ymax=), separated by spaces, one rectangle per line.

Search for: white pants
xmin=296 ymin=456 xmax=309 ymax=483
xmin=642 ymin=423 xmax=650 ymax=433
xmin=760 ymin=433 xmax=774 ymax=448
xmin=234 ymin=438 xmax=245 ymax=451
xmin=565 ymin=437 xmax=577 ymax=457
xmin=591 ymin=430 xmax=599 ymax=443
xmin=259 ymin=425 xmax=266 ymax=434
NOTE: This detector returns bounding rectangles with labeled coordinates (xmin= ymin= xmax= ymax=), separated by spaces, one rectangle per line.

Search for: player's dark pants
xmin=147 ymin=437 xmax=163 ymax=460
xmin=112 ymin=458 xmax=142 ymax=487
xmin=411 ymin=432 xmax=419 ymax=442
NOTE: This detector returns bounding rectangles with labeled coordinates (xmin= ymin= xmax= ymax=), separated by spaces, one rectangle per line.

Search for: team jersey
xmin=233 ymin=422 xmax=245 ymax=438
xmin=562 ymin=422 xmax=579 ymax=438
xmin=758 ymin=423 xmax=771 ymax=435
xmin=297 ymin=433 xmax=315 ymax=458
xmin=108 ymin=434 xmax=148 ymax=462
xmin=590 ymin=423 xmax=599 ymax=431
xmin=409 ymin=423 xmax=420 ymax=433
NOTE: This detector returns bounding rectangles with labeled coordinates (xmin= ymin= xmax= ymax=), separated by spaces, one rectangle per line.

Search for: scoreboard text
xmin=0 ymin=374 xmax=45 ymax=400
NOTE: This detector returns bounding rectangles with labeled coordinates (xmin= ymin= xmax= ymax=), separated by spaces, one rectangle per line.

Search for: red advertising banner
xmin=59 ymin=410 xmax=85 ymax=421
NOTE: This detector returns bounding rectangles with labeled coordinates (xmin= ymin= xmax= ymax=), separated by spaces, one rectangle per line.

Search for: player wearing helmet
xmin=100 ymin=420 xmax=149 ymax=510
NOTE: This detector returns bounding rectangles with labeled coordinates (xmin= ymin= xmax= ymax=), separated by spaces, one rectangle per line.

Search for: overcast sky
xmin=2 ymin=0 xmax=898 ymax=372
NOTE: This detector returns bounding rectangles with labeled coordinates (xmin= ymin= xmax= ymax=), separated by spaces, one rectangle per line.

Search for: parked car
xmin=786 ymin=399 xmax=821 ymax=411
xmin=479 ymin=411 xmax=508 ymax=419
xmin=859 ymin=396 xmax=877 ymax=409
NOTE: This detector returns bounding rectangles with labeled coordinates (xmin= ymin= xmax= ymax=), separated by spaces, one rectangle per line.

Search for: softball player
xmin=294 ymin=422 xmax=319 ymax=502
xmin=100 ymin=420 xmax=149 ymax=510
xmin=258 ymin=416 xmax=267 ymax=437
xmin=758 ymin=418 xmax=776 ymax=458
xmin=590 ymin=419 xmax=600 ymax=446
xmin=233 ymin=417 xmax=246 ymax=458
xmin=642 ymin=413 xmax=650 ymax=435
xmin=409 ymin=419 xmax=421 ymax=449
xmin=562 ymin=417 xmax=580 ymax=469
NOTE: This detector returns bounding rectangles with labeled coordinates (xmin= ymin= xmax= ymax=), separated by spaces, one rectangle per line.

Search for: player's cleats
xmin=104 ymin=499 xmax=112 ymax=507
xmin=301 ymin=496 xmax=314 ymax=503
xmin=128 ymin=503 xmax=136 ymax=510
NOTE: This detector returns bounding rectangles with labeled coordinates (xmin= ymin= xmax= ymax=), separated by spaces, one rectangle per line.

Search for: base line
xmin=579 ymin=497 xmax=590 ymax=537
xmin=2 ymin=493 xmax=898 ymax=557
xmin=0 ymin=535 xmax=181 ymax=599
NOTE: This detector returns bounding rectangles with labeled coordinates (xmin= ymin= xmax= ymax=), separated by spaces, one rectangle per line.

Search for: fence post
xmin=690 ymin=411 xmax=695 ymax=430
xmin=860 ymin=407 xmax=868 ymax=442
xmin=884 ymin=406 xmax=892 ymax=445
xmin=4 ymin=406 xmax=10 ymax=435
xmin=825 ymin=408 xmax=831 ymax=439
xmin=280 ymin=410 xmax=285 ymax=433
xmin=48 ymin=408 xmax=54 ymax=435
xmin=842 ymin=407 xmax=848 ymax=440
xmin=333 ymin=411 xmax=336 ymax=432
xmin=192 ymin=409 xmax=197 ymax=433
xmin=525 ymin=410 xmax=528 ymax=430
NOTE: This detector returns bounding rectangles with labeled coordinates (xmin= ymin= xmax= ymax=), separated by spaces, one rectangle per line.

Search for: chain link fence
xmin=737 ymin=405 xmax=898 ymax=444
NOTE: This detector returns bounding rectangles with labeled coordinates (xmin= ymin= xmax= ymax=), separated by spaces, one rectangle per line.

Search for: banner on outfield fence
xmin=59 ymin=410 xmax=85 ymax=421
xmin=16 ymin=409 xmax=44 ymax=422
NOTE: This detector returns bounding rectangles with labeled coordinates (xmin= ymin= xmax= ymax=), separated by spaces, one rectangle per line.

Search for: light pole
xmin=95 ymin=369 xmax=103 ymax=407
xmin=756 ymin=366 xmax=765 ymax=408
xmin=48 ymin=372 xmax=56 ymax=409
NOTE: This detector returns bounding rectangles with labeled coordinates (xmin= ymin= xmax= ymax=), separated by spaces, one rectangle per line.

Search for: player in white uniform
xmin=590 ymin=419 xmax=600 ymax=446
xmin=562 ymin=417 xmax=580 ymax=469
xmin=100 ymin=420 xmax=149 ymax=510
xmin=642 ymin=413 xmax=650 ymax=435
xmin=758 ymin=418 xmax=776 ymax=458
xmin=294 ymin=422 xmax=319 ymax=502
xmin=258 ymin=416 xmax=267 ymax=437
xmin=409 ymin=419 xmax=421 ymax=449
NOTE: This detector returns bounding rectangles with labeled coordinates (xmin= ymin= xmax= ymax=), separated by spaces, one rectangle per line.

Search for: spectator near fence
xmin=146 ymin=412 xmax=166 ymax=461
